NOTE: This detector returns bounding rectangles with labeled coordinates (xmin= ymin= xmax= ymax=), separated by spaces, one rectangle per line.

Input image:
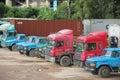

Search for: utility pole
xmin=67 ymin=0 xmax=70 ymax=19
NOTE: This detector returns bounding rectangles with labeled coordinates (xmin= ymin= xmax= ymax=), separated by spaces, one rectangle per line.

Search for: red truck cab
xmin=45 ymin=29 xmax=74 ymax=66
xmin=74 ymin=31 xmax=108 ymax=67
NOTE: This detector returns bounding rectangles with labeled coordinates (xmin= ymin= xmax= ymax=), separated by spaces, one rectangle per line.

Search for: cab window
xmin=87 ymin=43 xmax=96 ymax=50
xmin=98 ymin=42 xmax=102 ymax=49
xmin=112 ymin=51 xmax=120 ymax=57
xmin=66 ymin=40 xmax=69 ymax=46
xmin=56 ymin=41 xmax=64 ymax=47
xmin=20 ymin=36 xmax=25 ymax=40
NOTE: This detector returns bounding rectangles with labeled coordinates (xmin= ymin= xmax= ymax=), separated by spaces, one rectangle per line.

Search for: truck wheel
xmin=98 ymin=66 xmax=110 ymax=78
xmin=11 ymin=44 xmax=17 ymax=51
xmin=8 ymin=46 xmax=12 ymax=51
xmin=29 ymin=49 xmax=36 ymax=57
xmin=60 ymin=56 xmax=71 ymax=67
xmin=91 ymin=71 xmax=98 ymax=75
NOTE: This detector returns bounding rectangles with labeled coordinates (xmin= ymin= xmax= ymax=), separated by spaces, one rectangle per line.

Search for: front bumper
xmin=85 ymin=61 xmax=96 ymax=71
xmin=45 ymin=55 xmax=55 ymax=63
xmin=19 ymin=49 xmax=27 ymax=54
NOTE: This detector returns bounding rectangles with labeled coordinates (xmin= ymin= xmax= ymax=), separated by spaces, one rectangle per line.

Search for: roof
xmin=105 ymin=48 xmax=120 ymax=51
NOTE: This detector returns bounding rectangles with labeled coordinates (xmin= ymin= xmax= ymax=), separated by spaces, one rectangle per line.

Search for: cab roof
xmin=105 ymin=48 xmax=120 ymax=51
xmin=47 ymin=29 xmax=73 ymax=40
xmin=77 ymin=31 xmax=107 ymax=42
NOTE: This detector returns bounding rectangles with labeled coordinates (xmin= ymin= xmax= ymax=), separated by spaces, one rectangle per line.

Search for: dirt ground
xmin=0 ymin=48 xmax=120 ymax=80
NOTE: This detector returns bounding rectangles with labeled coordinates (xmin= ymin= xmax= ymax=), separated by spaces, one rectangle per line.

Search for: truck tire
xmin=11 ymin=44 xmax=17 ymax=51
xmin=8 ymin=46 xmax=12 ymax=51
xmin=60 ymin=56 xmax=71 ymax=67
xmin=98 ymin=66 xmax=110 ymax=78
xmin=29 ymin=49 xmax=36 ymax=57
xmin=91 ymin=71 xmax=98 ymax=75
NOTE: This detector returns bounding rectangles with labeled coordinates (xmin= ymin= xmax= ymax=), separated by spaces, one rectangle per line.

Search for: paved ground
xmin=0 ymin=48 xmax=120 ymax=80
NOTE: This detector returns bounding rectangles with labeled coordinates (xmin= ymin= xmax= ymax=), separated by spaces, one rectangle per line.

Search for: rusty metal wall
xmin=10 ymin=20 xmax=82 ymax=36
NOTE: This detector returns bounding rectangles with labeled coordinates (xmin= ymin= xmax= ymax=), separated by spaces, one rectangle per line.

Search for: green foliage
xmin=0 ymin=2 xmax=9 ymax=18
xmin=5 ymin=7 xmax=39 ymax=18
xmin=37 ymin=8 xmax=57 ymax=20
xmin=56 ymin=2 xmax=69 ymax=19
xmin=1 ymin=0 xmax=120 ymax=19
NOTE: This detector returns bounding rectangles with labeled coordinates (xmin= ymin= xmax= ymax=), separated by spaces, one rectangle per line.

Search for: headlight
xmin=23 ymin=47 xmax=28 ymax=50
xmin=90 ymin=63 xmax=96 ymax=67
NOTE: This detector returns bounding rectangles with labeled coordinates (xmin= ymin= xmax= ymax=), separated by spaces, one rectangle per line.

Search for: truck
xmin=85 ymin=48 xmax=120 ymax=78
xmin=35 ymin=38 xmax=47 ymax=58
xmin=107 ymin=24 xmax=120 ymax=48
xmin=17 ymin=36 xmax=37 ymax=54
xmin=45 ymin=29 xmax=74 ymax=67
xmin=74 ymin=31 xmax=108 ymax=67
xmin=0 ymin=21 xmax=8 ymax=25
xmin=83 ymin=19 xmax=120 ymax=35
xmin=5 ymin=34 xmax=26 ymax=51
xmin=21 ymin=37 xmax=46 ymax=57
xmin=0 ymin=23 xmax=16 ymax=47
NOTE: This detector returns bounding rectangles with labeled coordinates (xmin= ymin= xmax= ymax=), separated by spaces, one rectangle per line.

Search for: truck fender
xmin=58 ymin=53 xmax=74 ymax=62
xmin=97 ymin=64 xmax=112 ymax=72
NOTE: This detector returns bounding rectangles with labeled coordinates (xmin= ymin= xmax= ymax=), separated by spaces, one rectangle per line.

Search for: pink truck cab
xmin=45 ymin=29 xmax=74 ymax=66
xmin=74 ymin=31 xmax=108 ymax=67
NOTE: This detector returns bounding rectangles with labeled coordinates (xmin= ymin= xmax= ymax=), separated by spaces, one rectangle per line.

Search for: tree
xmin=70 ymin=0 xmax=115 ymax=19
xmin=37 ymin=8 xmax=57 ymax=20
xmin=0 ymin=2 xmax=9 ymax=18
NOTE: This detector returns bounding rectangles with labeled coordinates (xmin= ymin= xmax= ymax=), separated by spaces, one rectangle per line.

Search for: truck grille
xmin=75 ymin=51 xmax=82 ymax=60
xmin=45 ymin=47 xmax=52 ymax=56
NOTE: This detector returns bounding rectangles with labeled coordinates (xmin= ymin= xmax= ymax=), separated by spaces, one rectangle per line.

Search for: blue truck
xmin=0 ymin=21 xmax=8 ymax=25
xmin=85 ymin=48 xmax=120 ymax=78
xmin=5 ymin=34 xmax=26 ymax=51
xmin=35 ymin=38 xmax=47 ymax=58
xmin=17 ymin=36 xmax=37 ymax=54
xmin=20 ymin=37 xmax=46 ymax=57
xmin=0 ymin=23 xmax=16 ymax=47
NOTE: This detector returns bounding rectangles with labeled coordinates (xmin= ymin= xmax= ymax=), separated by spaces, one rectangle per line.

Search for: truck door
xmin=55 ymin=40 xmax=65 ymax=56
xmin=86 ymin=43 xmax=97 ymax=58
xmin=111 ymin=51 xmax=120 ymax=67
xmin=97 ymin=42 xmax=103 ymax=56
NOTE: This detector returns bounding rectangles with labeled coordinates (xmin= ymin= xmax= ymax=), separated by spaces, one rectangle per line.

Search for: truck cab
xmin=45 ymin=29 xmax=74 ymax=66
xmin=35 ymin=38 xmax=47 ymax=58
xmin=22 ymin=37 xmax=46 ymax=57
xmin=85 ymin=48 xmax=120 ymax=78
xmin=17 ymin=36 xmax=37 ymax=54
xmin=74 ymin=31 xmax=108 ymax=67
xmin=5 ymin=34 xmax=26 ymax=51
xmin=0 ymin=23 xmax=16 ymax=47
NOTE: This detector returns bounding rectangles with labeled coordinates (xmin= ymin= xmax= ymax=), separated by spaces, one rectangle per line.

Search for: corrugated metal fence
xmin=10 ymin=20 xmax=82 ymax=36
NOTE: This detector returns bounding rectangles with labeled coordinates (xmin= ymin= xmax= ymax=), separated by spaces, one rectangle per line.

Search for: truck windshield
xmin=47 ymin=40 xmax=55 ymax=48
xmin=102 ymin=50 xmax=111 ymax=56
xmin=34 ymin=39 xmax=39 ymax=43
xmin=27 ymin=37 xmax=32 ymax=42
xmin=76 ymin=42 xmax=85 ymax=52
